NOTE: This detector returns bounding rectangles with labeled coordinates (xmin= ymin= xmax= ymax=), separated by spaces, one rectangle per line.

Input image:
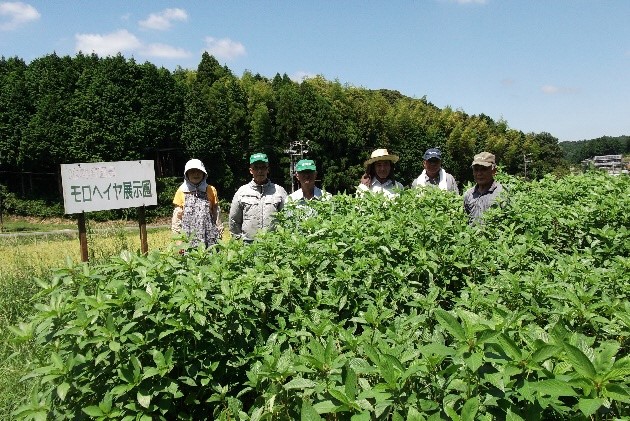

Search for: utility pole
xmin=523 ymin=153 xmax=533 ymax=180
xmin=284 ymin=139 xmax=309 ymax=192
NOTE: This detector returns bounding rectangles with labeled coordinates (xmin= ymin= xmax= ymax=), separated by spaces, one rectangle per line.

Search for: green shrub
xmin=13 ymin=173 xmax=630 ymax=420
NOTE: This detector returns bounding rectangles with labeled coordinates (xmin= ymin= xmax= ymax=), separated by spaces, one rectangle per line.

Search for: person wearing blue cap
xmin=411 ymin=148 xmax=459 ymax=193
xmin=289 ymin=159 xmax=328 ymax=201
xmin=229 ymin=152 xmax=288 ymax=242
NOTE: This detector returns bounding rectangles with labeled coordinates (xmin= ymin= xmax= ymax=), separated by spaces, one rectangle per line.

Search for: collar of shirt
xmin=371 ymin=178 xmax=396 ymax=188
xmin=474 ymin=181 xmax=498 ymax=195
xmin=424 ymin=173 xmax=439 ymax=185
xmin=291 ymin=187 xmax=322 ymax=200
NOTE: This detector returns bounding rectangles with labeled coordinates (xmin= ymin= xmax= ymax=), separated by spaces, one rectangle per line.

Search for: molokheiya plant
xmin=11 ymin=173 xmax=630 ymax=420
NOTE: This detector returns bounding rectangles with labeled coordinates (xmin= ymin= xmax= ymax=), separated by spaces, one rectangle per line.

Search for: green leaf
xmin=151 ymin=349 xmax=165 ymax=367
xmin=505 ymin=408 xmax=525 ymax=421
xmin=284 ymin=377 xmax=317 ymax=390
xmin=312 ymin=400 xmax=337 ymax=414
xmin=82 ymin=405 xmax=105 ymax=417
xmin=604 ymin=383 xmax=630 ymax=403
xmin=362 ymin=343 xmax=381 ymax=367
xmin=406 ymin=406 xmax=426 ymax=421
xmin=137 ymin=390 xmax=151 ymax=408
xmin=345 ymin=365 xmax=358 ymax=399
xmin=496 ymin=333 xmax=522 ymax=361
xmin=464 ymin=351 xmax=483 ymax=373
xmin=563 ymin=343 xmax=596 ymax=379
xmin=529 ymin=344 xmax=560 ymax=363
xmin=301 ymin=399 xmax=323 ymax=421
xmin=109 ymin=341 xmax=121 ymax=352
xmin=461 ymin=396 xmax=479 ymax=421
xmin=530 ymin=379 xmax=577 ymax=397
xmin=435 ymin=309 xmax=466 ymax=342
xmin=118 ymin=365 xmax=135 ymax=383
xmin=419 ymin=343 xmax=454 ymax=358
xmin=577 ymin=397 xmax=604 ymax=417
xmin=329 ymin=388 xmax=351 ymax=405
xmin=250 ymin=406 xmax=264 ymax=421
xmin=443 ymin=402 xmax=461 ymax=421
xmin=99 ymin=393 xmax=113 ymax=413
xmin=56 ymin=382 xmax=70 ymax=401
xmin=351 ymin=412 xmax=371 ymax=421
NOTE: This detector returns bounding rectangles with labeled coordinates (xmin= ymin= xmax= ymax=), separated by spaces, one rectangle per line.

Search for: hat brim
xmin=364 ymin=155 xmax=399 ymax=167
xmin=471 ymin=161 xmax=494 ymax=167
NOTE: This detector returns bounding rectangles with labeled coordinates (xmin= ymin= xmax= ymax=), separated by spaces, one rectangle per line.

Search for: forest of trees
xmin=0 ymin=51 xmax=597 ymax=210
xmin=560 ymin=136 xmax=630 ymax=164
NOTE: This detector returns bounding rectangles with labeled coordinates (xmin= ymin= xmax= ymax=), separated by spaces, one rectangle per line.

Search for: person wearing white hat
xmin=357 ymin=148 xmax=404 ymax=198
xmin=172 ymin=158 xmax=222 ymax=249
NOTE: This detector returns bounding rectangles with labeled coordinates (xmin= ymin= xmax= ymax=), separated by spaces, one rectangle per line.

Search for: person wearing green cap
xmin=229 ymin=152 xmax=288 ymax=242
xmin=289 ymin=159 xmax=328 ymax=201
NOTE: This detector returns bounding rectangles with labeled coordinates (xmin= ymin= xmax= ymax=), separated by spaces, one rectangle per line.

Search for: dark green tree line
xmin=0 ymin=52 xmax=569 ymax=210
xmin=560 ymin=135 xmax=629 ymax=164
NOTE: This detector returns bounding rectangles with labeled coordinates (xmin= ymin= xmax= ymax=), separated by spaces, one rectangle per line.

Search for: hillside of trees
xmin=559 ymin=135 xmax=630 ymax=164
xmin=1 ymin=52 xmax=569 ymax=213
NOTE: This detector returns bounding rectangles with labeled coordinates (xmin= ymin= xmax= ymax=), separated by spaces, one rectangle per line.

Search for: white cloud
xmin=139 ymin=8 xmax=187 ymax=31
xmin=541 ymin=85 xmax=578 ymax=95
xmin=290 ymin=71 xmax=317 ymax=82
xmin=75 ymin=29 xmax=142 ymax=56
xmin=75 ymin=29 xmax=191 ymax=60
xmin=0 ymin=1 xmax=40 ymax=31
xmin=501 ymin=78 xmax=516 ymax=87
xmin=141 ymin=43 xmax=192 ymax=59
xmin=203 ymin=37 xmax=246 ymax=61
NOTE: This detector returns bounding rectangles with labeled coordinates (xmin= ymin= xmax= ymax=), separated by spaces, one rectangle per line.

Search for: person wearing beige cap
xmin=463 ymin=152 xmax=506 ymax=223
xmin=357 ymin=148 xmax=404 ymax=198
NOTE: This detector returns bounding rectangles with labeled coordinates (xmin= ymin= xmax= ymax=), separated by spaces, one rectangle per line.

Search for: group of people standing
xmin=171 ymin=147 xmax=505 ymax=248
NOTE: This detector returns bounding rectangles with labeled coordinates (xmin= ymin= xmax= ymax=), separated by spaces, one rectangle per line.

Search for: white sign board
xmin=61 ymin=160 xmax=157 ymax=214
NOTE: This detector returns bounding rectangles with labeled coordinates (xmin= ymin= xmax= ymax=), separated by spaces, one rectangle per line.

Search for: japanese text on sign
xmin=61 ymin=161 xmax=157 ymax=214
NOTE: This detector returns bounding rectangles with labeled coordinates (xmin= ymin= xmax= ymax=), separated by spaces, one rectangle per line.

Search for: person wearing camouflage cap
xmin=463 ymin=152 xmax=506 ymax=223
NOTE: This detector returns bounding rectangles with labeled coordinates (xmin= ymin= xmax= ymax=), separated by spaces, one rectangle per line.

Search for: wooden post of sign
xmin=138 ymin=205 xmax=148 ymax=255
xmin=78 ymin=212 xmax=89 ymax=262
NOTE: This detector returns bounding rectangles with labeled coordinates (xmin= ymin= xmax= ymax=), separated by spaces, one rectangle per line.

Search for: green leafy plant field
xmin=12 ymin=172 xmax=630 ymax=420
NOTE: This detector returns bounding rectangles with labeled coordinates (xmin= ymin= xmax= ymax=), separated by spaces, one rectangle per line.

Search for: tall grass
xmin=0 ymin=225 xmax=172 ymax=419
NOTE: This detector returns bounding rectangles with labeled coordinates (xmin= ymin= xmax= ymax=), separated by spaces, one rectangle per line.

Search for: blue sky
xmin=1 ymin=0 xmax=629 ymax=142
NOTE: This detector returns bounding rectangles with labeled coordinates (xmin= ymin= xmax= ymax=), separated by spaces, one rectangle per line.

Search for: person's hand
xmin=360 ymin=173 xmax=371 ymax=186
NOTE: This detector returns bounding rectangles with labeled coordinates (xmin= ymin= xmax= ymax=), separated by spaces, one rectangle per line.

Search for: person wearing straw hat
xmin=411 ymin=148 xmax=459 ymax=193
xmin=357 ymin=148 xmax=404 ymax=198
xmin=229 ymin=152 xmax=288 ymax=242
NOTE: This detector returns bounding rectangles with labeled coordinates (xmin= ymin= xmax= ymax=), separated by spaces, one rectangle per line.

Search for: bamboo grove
xmin=1 ymin=52 xmax=566 ymax=201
